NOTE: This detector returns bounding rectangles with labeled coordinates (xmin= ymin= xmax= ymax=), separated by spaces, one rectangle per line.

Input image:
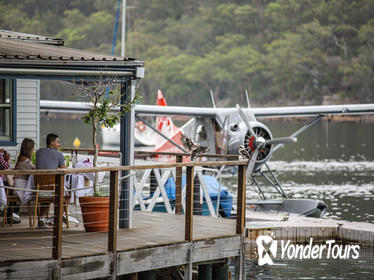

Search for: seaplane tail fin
xmin=154 ymin=118 xmax=196 ymax=162
xmin=157 ymin=89 xmax=168 ymax=106
xmin=155 ymin=90 xmax=179 ymax=147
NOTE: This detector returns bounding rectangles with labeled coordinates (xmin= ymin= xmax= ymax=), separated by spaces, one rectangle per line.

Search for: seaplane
xmin=40 ymin=92 xmax=374 ymax=218
xmin=101 ymin=90 xmax=179 ymax=147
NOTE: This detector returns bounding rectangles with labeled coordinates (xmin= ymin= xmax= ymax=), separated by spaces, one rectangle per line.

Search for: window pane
xmin=0 ymin=79 xmax=11 ymax=104
xmin=4 ymin=79 xmax=11 ymax=103
xmin=0 ymin=79 xmax=13 ymax=141
xmin=0 ymin=107 xmax=11 ymax=140
xmin=0 ymin=79 xmax=5 ymax=104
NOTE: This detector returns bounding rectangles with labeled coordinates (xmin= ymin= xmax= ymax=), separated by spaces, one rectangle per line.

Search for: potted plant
xmin=73 ymin=77 xmax=139 ymax=232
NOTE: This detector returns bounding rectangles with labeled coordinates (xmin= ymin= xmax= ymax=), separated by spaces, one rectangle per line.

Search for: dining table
xmin=20 ymin=161 xmax=106 ymax=205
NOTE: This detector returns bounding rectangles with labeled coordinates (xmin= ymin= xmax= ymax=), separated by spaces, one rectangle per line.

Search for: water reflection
xmin=245 ymin=250 xmax=374 ymax=280
xmin=229 ymin=246 xmax=374 ymax=279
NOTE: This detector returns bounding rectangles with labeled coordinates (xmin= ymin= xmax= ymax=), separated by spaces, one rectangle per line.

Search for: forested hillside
xmin=1 ymin=0 xmax=373 ymax=106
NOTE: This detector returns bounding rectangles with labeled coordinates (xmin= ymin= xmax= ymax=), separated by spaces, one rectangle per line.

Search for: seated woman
xmin=14 ymin=138 xmax=36 ymax=207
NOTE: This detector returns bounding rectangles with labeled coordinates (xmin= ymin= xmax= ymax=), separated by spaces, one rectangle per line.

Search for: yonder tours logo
xmin=256 ymin=235 xmax=360 ymax=266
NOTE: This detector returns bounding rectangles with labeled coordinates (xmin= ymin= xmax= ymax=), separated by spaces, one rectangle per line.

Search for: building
xmin=0 ymin=30 xmax=144 ymax=228
xmin=0 ymin=30 xmax=144 ymax=155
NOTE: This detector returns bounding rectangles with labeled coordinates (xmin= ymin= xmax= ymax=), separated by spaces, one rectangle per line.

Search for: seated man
xmin=36 ymin=133 xmax=66 ymax=227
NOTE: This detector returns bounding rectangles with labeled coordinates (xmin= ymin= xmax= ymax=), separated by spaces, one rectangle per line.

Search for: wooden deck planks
xmin=0 ymin=211 xmax=237 ymax=262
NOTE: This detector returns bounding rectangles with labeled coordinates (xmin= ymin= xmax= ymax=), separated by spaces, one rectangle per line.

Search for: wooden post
xmin=175 ymin=155 xmax=183 ymax=214
xmin=108 ymin=170 xmax=119 ymax=251
xmin=109 ymin=171 xmax=119 ymax=279
xmin=236 ymin=164 xmax=246 ymax=235
xmin=52 ymin=174 xmax=64 ymax=260
xmin=185 ymin=166 xmax=194 ymax=241
xmin=185 ymin=245 xmax=193 ymax=280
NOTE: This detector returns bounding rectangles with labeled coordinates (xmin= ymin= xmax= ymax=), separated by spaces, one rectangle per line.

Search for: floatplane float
xmin=40 ymin=92 xmax=374 ymax=218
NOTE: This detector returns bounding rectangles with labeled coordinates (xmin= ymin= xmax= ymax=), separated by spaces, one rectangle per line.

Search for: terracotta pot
xmin=79 ymin=196 xmax=109 ymax=232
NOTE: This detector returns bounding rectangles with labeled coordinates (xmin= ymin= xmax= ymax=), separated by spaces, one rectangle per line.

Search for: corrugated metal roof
xmin=0 ymin=30 xmax=64 ymax=46
xmin=0 ymin=37 xmax=135 ymax=63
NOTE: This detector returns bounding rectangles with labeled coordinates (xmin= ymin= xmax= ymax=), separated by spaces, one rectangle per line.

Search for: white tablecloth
xmin=21 ymin=163 xmax=105 ymax=204
xmin=0 ymin=177 xmax=6 ymax=206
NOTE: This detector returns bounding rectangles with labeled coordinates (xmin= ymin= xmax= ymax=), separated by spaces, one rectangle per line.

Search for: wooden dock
xmin=0 ymin=158 xmax=249 ymax=279
xmin=0 ymin=211 xmax=242 ymax=279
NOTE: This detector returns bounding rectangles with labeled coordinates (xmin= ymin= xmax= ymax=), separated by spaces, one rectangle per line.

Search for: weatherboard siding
xmin=17 ymin=79 xmax=40 ymax=151
xmin=2 ymin=79 xmax=40 ymax=161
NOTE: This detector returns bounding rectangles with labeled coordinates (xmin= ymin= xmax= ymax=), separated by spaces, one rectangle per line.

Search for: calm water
xmin=257 ymin=120 xmax=374 ymax=224
xmin=231 ymin=246 xmax=374 ymax=280
xmin=41 ymin=116 xmax=374 ymax=279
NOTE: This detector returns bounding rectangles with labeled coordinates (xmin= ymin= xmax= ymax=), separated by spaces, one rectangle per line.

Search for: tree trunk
xmin=92 ymin=119 xmax=98 ymax=196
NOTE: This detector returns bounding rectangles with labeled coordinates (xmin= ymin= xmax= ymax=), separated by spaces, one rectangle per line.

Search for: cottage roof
xmin=0 ymin=30 xmax=64 ymax=45
xmin=0 ymin=37 xmax=138 ymax=63
xmin=0 ymin=31 xmax=143 ymax=79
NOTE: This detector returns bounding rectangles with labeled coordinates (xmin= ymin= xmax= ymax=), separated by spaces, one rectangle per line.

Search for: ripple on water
xmin=227 ymin=160 xmax=374 ymax=223
xmin=267 ymin=160 xmax=374 ymax=173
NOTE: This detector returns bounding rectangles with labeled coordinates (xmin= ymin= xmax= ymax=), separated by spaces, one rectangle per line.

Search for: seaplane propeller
xmin=236 ymin=105 xmax=297 ymax=177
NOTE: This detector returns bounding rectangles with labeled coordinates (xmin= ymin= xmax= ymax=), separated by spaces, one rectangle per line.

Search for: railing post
xmin=175 ymin=155 xmax=183 ymax=214
xmin=236 ymin=164 xmax=246 ymax=235
xmin=108 ymin=170 xmax=119 ymax=279
xmin=185 ymin=166 xmax=194 ymax=241
xmin=53 ymin=174 xmax=64 ymax=260
xmin=108 ymin=170 xmax=119 ymax=252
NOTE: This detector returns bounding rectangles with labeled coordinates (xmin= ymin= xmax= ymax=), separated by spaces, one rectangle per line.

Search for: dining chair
xmin=33 ymin=174 xmax=70 ymax=229
xmin=2 ymin=175 xmax=32 ymax=228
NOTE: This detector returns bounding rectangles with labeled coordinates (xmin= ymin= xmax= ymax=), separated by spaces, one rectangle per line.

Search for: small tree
xmin=73 ymin=76 xmax=140 ymax=196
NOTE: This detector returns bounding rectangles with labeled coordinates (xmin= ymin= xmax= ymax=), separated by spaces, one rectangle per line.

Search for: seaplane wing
xmin=40 ymin=100 xmax=374 ymax=118
xmin=135 ymin=103 xmax=374 ymax=118
xmin=39 ymin=100 xmax=220 ymax=117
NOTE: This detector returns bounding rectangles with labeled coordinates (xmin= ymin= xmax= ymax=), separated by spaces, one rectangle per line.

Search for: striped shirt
xmin=0 ymin=152 xmax=9 ymax=170
xmin=0 ymin=151 xmax=10 ymax=181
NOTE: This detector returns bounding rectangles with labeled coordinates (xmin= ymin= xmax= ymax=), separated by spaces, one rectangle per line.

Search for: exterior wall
xmin=2 ymin=79 xmax=40 ymax=164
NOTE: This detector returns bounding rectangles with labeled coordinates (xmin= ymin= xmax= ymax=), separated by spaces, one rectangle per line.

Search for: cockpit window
xmin=230 ymin=123 xmax=239 ymax=132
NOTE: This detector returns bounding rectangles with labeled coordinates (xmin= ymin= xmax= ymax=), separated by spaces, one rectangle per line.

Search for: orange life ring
xmin=136 ymin=121 xmax=146 ymax=132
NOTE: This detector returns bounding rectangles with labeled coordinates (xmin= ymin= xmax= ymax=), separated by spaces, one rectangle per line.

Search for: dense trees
xmin=0 ymin=0 xmax=372 ymax=106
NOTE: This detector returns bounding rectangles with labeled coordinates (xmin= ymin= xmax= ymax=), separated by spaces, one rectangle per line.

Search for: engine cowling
xmin=228 ymin=121 xmax=273 ymax=171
